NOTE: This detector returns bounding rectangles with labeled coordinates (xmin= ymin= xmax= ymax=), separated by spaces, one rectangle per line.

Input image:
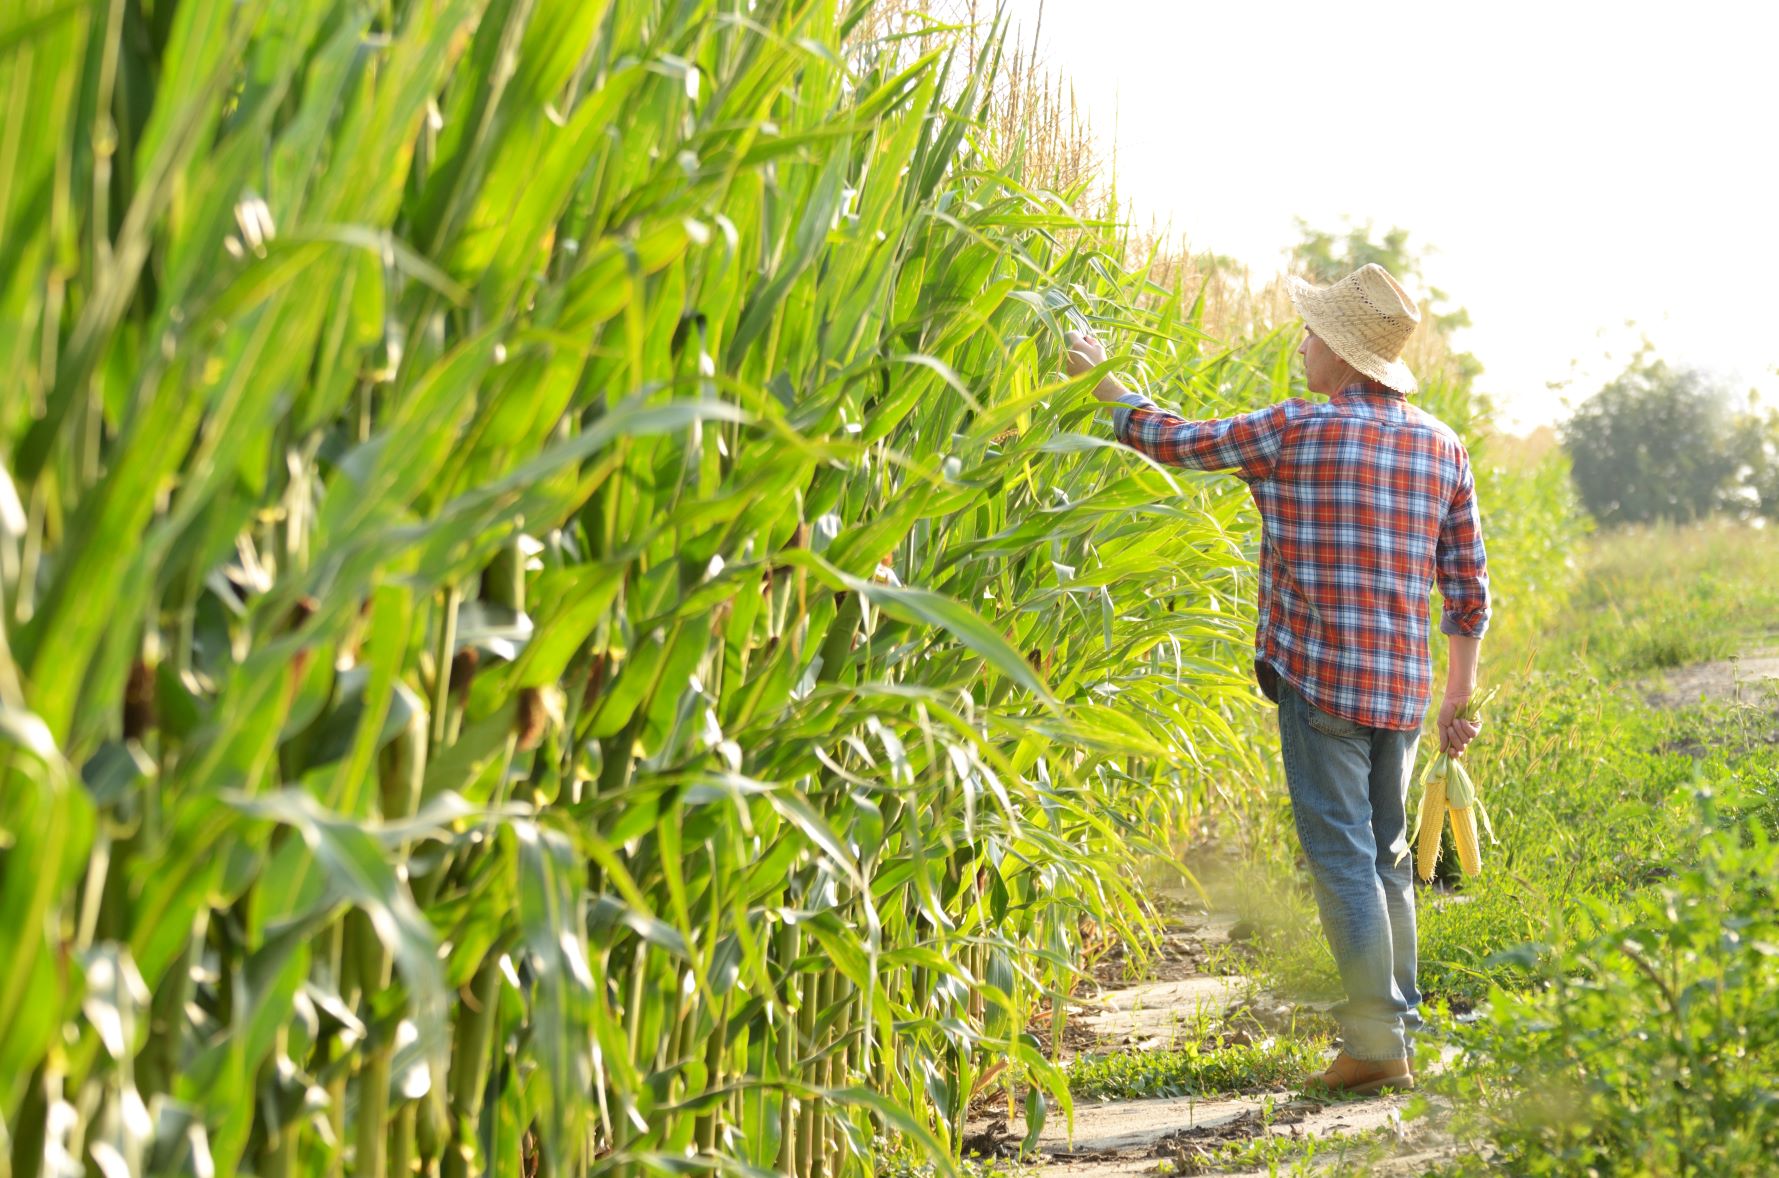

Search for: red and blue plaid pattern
xmin=1111 ymin=380 xmax=1490 ymax=731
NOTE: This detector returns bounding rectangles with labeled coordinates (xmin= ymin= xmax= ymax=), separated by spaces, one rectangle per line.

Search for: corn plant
xmin=0 ymin=0 xmax=1559 ymax=1174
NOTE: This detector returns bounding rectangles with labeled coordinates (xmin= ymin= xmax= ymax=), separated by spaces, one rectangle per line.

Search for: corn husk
xmin=1411 ymin=758 xmax=1448 ymax=883
xmin=1401 ymin=687 xmax=1500 ymax=881
xmin=1446 ymin=758 xmax=1483 ymax=875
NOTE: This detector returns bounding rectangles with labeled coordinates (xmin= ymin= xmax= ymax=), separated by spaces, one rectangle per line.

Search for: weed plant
xmin=1067 ymin=1036 xmax=1328 ymax=1101
xmin=1439 ymin=779 xmax=1779 ymax=1176
xmin=1157 ymin=1118 xmax=1406 ymax=1177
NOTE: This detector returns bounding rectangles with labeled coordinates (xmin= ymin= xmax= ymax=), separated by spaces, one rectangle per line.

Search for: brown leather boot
xmin=1312 ymin=1050 xmax=1415 ymax=1095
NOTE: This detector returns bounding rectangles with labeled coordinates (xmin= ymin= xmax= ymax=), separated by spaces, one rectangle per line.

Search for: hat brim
xmin=1288 ymin=277 xmax=1419 ymax=395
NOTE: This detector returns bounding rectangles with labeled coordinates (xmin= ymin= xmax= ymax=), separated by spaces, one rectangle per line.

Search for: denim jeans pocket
xmin=1305 ymin=701 xmax=1365 ymax=739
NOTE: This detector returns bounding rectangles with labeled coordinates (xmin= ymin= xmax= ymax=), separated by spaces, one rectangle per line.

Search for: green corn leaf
xmin=228 ymin=789 xmax=451 ymax=1107
xmin=511 ymin=818 xmax=600 ymax=1170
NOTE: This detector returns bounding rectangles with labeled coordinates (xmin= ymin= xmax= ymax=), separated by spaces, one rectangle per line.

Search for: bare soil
xmin=963 ymin=908 xmax=1470 ymax=1176
xmin=1640 ymin=650 xmax=1779 ymax=711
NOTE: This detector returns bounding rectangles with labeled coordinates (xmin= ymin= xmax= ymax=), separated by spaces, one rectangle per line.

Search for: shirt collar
xmin=1332 ymin=378 xmax=1405 ymax=403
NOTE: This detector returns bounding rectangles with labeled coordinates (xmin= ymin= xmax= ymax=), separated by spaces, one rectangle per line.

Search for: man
xmin=1063 ymin=262 xmax=1490 ymax=1095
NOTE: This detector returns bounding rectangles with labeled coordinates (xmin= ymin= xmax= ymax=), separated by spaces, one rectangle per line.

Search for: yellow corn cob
xmin=1444 ymin=702 xmax=1493 ymax=876
xmin=1401 ymin=686 xmax=1501 ymax=882
xmin=1448 ymin=804 xmax=1482 ymax=875
xmin=1414 ymin=757 xmax=1448 ymax=883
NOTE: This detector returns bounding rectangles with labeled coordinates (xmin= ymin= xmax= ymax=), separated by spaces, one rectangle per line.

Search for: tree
xmin=1292 ymin=218 xmax=1481 ymax=384
xmin=1295 ymin=219 xmax=1417 ymax=283
xmin=1560 ymin=357 xmax=1753 ymax=525
xmin=1730 ymin=404 xmax=1779 ymax=520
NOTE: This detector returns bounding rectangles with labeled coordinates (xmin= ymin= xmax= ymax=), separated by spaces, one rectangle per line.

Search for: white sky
xmin=990 ymin=0 xmax=1779 ymax=431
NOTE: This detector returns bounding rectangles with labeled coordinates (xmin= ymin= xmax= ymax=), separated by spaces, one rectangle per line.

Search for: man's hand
xmin=1063 ymin=330 xmax=1125 ymax=402
xmin=1063 ymin=329 xmax=1104 ymax=376
xmin=1436 ymin=693 xmax=1481 ymax=757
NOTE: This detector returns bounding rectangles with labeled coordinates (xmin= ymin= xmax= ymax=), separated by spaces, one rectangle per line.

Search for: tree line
xmin=1563 ymin=355 xmax=1779 ymax=526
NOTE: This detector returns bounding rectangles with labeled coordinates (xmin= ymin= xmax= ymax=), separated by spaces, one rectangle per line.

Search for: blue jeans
xmin=1275 ymin=677 xmax=1424 ymax=1061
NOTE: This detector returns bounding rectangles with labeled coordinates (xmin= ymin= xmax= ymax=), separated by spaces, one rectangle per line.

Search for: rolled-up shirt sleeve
xmin=1436 ymin=455 xmax=1491 ymax=637
xmin=1108 ymin=392 xmax=1293 ymax=482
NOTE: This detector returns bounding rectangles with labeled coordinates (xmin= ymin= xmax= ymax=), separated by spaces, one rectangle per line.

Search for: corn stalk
xmin=0 ymin=0 xmax=1528 ymax=1174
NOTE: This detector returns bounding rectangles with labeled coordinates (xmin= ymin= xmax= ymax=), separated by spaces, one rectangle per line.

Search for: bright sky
xmin=992 ymin=0 xmax=1779 ymax=431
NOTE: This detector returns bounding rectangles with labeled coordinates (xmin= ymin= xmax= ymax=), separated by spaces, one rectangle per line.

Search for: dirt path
xmin=1641 ymin=649 xmax=1779 ymax=710
xmin=963 ymin=911 xmax=1463 ymax=1175
xmin=1009 ymin=1089 xmax=1419 ymax=1175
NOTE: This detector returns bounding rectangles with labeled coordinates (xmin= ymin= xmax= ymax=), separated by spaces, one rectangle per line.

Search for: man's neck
xmin=1335 ymin=378 xmax=1403 ymax=400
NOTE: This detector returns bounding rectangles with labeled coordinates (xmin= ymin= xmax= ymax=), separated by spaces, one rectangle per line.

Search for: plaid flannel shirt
xmin=1110 ymin=380 xmax=1490 ymax=731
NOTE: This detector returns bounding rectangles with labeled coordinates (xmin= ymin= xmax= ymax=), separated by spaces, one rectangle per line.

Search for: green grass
xmin=1562 ymin=520 xmax=1779 ymax=673
xmin=1151 ymin=1116 xmax=1409 ymax=1177
xmin=1067 ymin=1035 xmax=1330 ymax=1101
xmin=874 ymin=1140 xmax=1037 ymax=1178
xmin=1432 ymin=772 xmax=1779 ymax=1176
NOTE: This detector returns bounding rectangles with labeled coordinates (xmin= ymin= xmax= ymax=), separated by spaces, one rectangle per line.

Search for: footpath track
xmin=963 ymin=911 xmax=1458 ymax=1176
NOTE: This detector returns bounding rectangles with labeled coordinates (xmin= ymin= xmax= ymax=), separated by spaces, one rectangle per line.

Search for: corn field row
xmin=0 ymin=0 xmax=1570 ymax=1174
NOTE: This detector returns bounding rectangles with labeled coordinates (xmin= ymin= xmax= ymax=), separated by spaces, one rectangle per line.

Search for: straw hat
xmin=1288 ymin=263 xmax=1422 ymax=395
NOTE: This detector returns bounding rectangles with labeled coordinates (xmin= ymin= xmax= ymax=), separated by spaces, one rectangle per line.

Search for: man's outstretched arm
xmin=1065 ymin=329 xmax=1293 ymax=481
